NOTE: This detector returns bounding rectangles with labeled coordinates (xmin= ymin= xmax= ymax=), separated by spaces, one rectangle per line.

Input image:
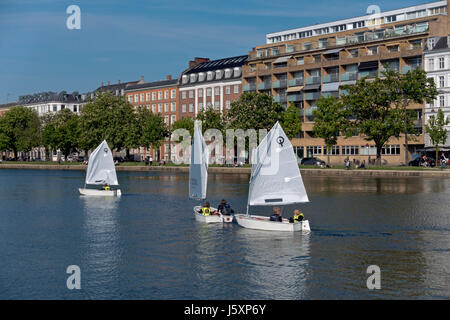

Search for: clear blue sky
xmin=0 ymin=0 xmax=429 ymax=103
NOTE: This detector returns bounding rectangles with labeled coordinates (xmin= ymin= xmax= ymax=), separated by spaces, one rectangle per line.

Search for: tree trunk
xmin=376 ymin=145 xmax=382 ymax=166
xmin=404 ymin=99 xmax=409 ymax=165
xmin=84 ymin=149 xmax=89 ymax=161
xmin=436 ymin=146 xmax=439 ymax=167
xmin=13 ymin=149 xmax=17 ymax=161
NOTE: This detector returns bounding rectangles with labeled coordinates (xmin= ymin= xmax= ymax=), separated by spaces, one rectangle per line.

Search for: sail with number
xmin=189 ymin=121 xmax=208 ymax=200
xmin=85 ymin=140 xmax=119 ymax=186
xmin=247 ymin=121 xmax=309 ymax=206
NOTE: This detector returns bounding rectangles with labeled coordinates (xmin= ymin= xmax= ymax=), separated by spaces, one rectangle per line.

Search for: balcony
xmin=305 ymin=76 xmax=321 ymax=85
xmin=323 ymin=74 xmax=339 ymax=83
xmin=289 ymin=78 xmax=304 ymax=86
xmin=273 ymin=95 xmax=287 ymax=103
xmin=288 ymin=94 xmax=303 ymax=102
xmin=359 ymin=70 xmax=378 ymax=78
xmin=402 ymin=65 xmax=420 ymax=74
xmin=273 ymin=80 xmax=287 ymax=89
xmin=305 ymin=92 xmax=321 ymax=100
xmin=257 ymin=82 xmax=271 ymax=90
xmin=341 ymin=72 xmax=358 ymax=81
xmin=305 ymin=106 xmax=318 ymax=116
xmin=243 ymin=84 xmax=257 ymax=92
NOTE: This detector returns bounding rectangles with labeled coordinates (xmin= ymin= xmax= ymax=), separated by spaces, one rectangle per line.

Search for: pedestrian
xmin=149 ymin=156 xmax=153 ymax=166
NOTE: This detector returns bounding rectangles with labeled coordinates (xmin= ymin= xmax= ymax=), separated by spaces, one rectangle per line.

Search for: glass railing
xmin=359 ymin=70 xmax=378 ymax=78
xmin=323 ymin=74 xmax=339 ymax=83
xmin=305 ymin=76 xmax=321 ymax=85
xmin=289 ymin=78 xmax=304 ymax=86
xmin=341 ymin=72 xmax=358 ymax=81
xmin=273 ymin=95 xmax=287 ymax=103
xmin=257 ymin=82 xmax=272 ymax=90
xmin=243 ymin=84 xmax=256 ymax=91
xmin=305 ymin=92 xmax=321 ymax=100
xmin=288 ymin=94 xmax=303 ymax=102
xmin=272 ymin=80 xmax=287 ymax=88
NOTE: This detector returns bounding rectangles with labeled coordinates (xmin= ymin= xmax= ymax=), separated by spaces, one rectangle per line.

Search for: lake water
xmin=0 ymin=169 xmax=449 ymax=299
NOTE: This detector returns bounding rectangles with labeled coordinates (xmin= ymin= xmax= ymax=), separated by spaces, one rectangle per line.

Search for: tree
xmin=425 ymin=108 xmax=450 ymax=163
xmin=0 ymin=106 xmax=41 ymax=159
xmin=281 ymin=102 xmax=302 ymax=139
xmin=196 ymin=107 xmax=226 ymax=134
xmin=313 ymin=96 xmax=348 ymax=166
xmin=43 ymin=109 xmax=80 ymax=162
xmin=226 ymin=92 xmax=285 ymax=131
xmin=341 ymin=77 xmax=407 ymax=166
xmin=137 ymin=107 xmax=169 ymax=160
xmin=40 ymin=113 xmax=56 ymax=161
xmin=79 ymin=91 xmax=139 ymax=158
xmin=384 ymin=68 xmax=438 ymax=164
xmin=171 ymin=117 xmax=195 ymax=137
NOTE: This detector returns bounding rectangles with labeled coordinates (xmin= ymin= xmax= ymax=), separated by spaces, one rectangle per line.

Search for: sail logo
xmin=276 ymin=136 xmax=285 ymax=147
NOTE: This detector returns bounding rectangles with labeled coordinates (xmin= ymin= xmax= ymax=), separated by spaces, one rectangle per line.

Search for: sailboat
xmin=189 ymin=121 xmax=226 ymax=223
xmin=78 ymin=140 xmax=122 ymax=197
xmin=235 ymin=122 xmax=311 ymax=232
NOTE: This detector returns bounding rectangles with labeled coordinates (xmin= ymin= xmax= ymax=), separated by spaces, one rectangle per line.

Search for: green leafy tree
xmin=171 ymin=117 xmax=195 ymax=137
xmin=425 ymin=108 xmax=450 ymax=163
xmin=40 ymin=113 xmax=56 ymax=161
xmin=313 ymin=96 xmax=348 ymax=165
xmin=281 ymin=102 xmax=302 ymax=139
xmin=384 ymin=68 xmax=438 ymax=164
xmin=137 ymin=107 xmax=169 ymax=160
xmin=46 ymin=109 xmax=80 ymax=161
xmin=196 ymin=107 xmax=226 ymax=134
xmin=0 ymin=106 xmax=41 ymax=159
xmin=342 ymin=77 xmax=407 ymax=166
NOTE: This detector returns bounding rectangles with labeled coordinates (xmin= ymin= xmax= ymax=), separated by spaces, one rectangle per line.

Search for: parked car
xmin=113 ymin=156 xmax=125 ymax=163
xmin=408 ymin=157 xmax=436 ymax=167
xmin=76 ymin=156 xmax=85 ymax=162
xmin=300 ymin=157 xmax=326 ymax=167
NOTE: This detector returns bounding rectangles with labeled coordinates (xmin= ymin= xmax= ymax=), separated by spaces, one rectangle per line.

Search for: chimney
xmin=138 ymin=75 xmax=145 ymax=84
xmin=107 ymin=81 xmax=110 ymax=86
xmin=118 ymin=80 xmax=121 ymax=84
xmin=166 ymin=75 xmax=172 ymax=80
xmin=189 ymin=57 xmax=210 ymax=69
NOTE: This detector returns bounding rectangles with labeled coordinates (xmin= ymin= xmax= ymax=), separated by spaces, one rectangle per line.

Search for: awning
xmin=359 ymin=61 xmax=379 ymax=70
xmin=322 ymin=82 xmax=340 ymax=92
xmin=273 ymin=56 xmax=291 ymax=64
xmin=286 ymin=86 xmax=304 ymax=93
xmin=323 ymin=48 xmax=343 ymax=55
xmin=303 ymin=84 xmax=321 ymax=91
xmin=339 ymin=80 xmax=356 ymax=86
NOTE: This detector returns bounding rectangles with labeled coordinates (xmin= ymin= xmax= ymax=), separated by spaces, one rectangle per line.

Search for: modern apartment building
xmin=124 ymin=76 xmax=179 ymax=161
xmin=424 ymin=35 xmax=450 ymax=150
xmin=243 ymin=0 xmax=450 ymax=165
xmin=178 ymin=55 xmax=248 ymax=118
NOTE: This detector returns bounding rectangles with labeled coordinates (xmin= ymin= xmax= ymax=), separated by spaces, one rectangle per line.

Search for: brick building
xmin=242 ymin=0 xmax=450 ymax=165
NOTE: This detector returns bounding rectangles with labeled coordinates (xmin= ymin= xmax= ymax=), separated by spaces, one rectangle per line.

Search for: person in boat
xmin=217 ymin=199 xmax=234 ymax=216
xmin=197 ymin=201 xmax=216 ymax=216
xmin=289 ymin=209 xmax=305 ymax=223
xmin=269 ymin=207 xmax=283 ymax=222
xmin=102 ymin=183 xmax=111 ymax=191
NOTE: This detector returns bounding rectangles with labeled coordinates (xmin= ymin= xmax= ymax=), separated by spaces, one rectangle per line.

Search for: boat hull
xmin=235 ymin=214 xmax=310 ymax=232
xmin=193 ymin=206 xmax=223 ymax=223
xmin=79 ymin=188 xmax=122 ymax=197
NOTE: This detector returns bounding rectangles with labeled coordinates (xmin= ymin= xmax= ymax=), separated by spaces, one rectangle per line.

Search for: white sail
xmin=85 ymin=140 xmax=119 ymax=186
xmin=189 ymin=121 xmax=208 ymax=200
xmin=248 ymin=121 xmax=309 ymax=206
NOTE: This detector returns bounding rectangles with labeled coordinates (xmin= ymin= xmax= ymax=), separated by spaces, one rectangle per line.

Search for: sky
xmin=0 ymin=0 xmax=431 ymax=103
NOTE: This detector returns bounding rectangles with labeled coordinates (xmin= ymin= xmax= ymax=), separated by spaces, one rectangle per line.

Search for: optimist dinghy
xmin=79 ymin=140 xmax=121 ymax=197
xmin=189 ymin=121 xmax=224 ymax=223
xmin=235 ymin=122 xmax=310 ymax=232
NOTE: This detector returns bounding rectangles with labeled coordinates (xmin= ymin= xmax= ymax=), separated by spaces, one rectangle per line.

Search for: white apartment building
xmin=424 ymin=35 xmax=450 ymax=148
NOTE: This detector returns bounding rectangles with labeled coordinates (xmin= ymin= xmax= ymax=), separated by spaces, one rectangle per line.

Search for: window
xmin=158 ymin=103 xmax=162 ymax=113
xmin=342 ymin=146 xmax=359 ymax=155
xmin=152 ymin=104 xmax=156 ymax=113
xmin=349 ymin=49 xmax=358 ymax=58
xmin=158 ymin=92 xmax=163 ymax=100
xmin=214 ymin=101 xmax=220 ymax=110
xmin=181 ymin=91 xmax=187 ymax=99
xmin=382 ymin=145 xmax=400 ymax=155
xmin=171 ymin=115 xmax=176 ymax=124
xmin=428 ymin=59 xmax=434 ymax=71
xmin=225 ymin=86 xmax=231 ymax=94
xmin=440 ymin=95 xmax=445 ymax=107
xmin=171 ymin=102 xmax=176 ymax=112
xmin=439 ymin=57 xmax=445 ymax=69
xmin=165 ymin=91 xmax=169 ymax=99
xmin=140 ymin=93 xmax=144 ymax=102
xmin=152 ymin=92 xmax=157 ymax=100
xmin=164 ymin=103 xmax=169 ymax=112
xmin=182 ymin=104 xmax=187 ymax=112
xmin=352 ymin=21 xmax=365 ymax=29
xmin=198 ymin=89 xmax=203 ymax=97
xmin=386 ymin=15 xmax=397 ymax=23
xmin=368 ymin=46 xmax=378 ymax=55
xmin=387 ymin=45 xmax=399 ymax=53
xmin=306 ymin=146 xmax=322 ymax=156
xmin=134 ymin=94 xmax=138 ymax=103
xmin=207 ymin=88 xmax=212 ymax=96
xmin=171 ymin=90 xmax=176 ymax=99
xmin=189 ymin=90 xmax=194 ymax=99
xmin=199 ymin=102 xmax=203 ymax=111
xmin=226 ymin=100 xmax=231 ymax=109
xmin=146 ymin=93 xmax=150 ymax=101
xmin=189 ymin=104 xmax=194 ymax=112
xmin=215 ymin=87 xmax=220 ymax=96
xmin=297 ymin=57 xmax=304 ymax=65
xmin=128 ymin=95 xmax=133 ymax=103
xmin=323 ymin=146 xmax=340 ymax=155
xmin=61 ymin=105 xmax=65 ymax=109
xmin=234 ymin=85 xmax=239 ymax=94
xmin=73 ymin=105 xmax=77 ymax=112
xmin=164 ymin=116 xmax=169 ymax=124
xmin=440 ymin=76 xmax=445 ymax=88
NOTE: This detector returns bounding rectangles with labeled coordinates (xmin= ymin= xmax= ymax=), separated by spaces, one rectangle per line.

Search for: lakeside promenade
xmin=2 ymin=163 xmax=450 ymax=178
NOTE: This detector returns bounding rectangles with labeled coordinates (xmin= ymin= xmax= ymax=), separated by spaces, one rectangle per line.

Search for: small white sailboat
xmin=189 ymin=121 xmax=224 ymax=223
xmin=79 ymin=140 xmax=122 ymax=197
xmin=235 ymin=122 xmax=311 ymax=232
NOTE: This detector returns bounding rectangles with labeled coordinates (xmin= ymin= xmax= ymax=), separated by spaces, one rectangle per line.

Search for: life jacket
xmin=103 ymin=186 xmax=111 ymax=191
xmin=293 ymin=213 xmax=304 ymax=223
xmin=201 ymin=207 xmax=211 ymax=216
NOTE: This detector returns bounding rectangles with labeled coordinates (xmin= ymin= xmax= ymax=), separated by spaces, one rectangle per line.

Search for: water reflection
xmin=81 ymin=196 xmax=122 ymax=298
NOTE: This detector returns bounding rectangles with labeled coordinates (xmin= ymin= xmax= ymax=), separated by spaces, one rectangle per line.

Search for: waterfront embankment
xmin=2 ymin=163 xmax=450 ymax=178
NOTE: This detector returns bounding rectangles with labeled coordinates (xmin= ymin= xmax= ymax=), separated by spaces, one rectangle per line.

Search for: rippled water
xmin=0 ymin=169 xmax=449 ymax=299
